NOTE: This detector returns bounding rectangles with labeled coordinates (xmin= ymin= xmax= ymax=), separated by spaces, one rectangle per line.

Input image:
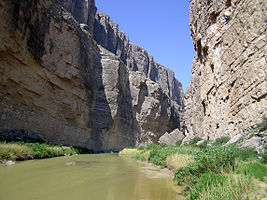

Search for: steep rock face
xmin=98 ymin=46 xmax=182 ymax=148
xmin=60 ymin=0 xmax=184 ymax=108
xmin=129 ymin=70 xmax=182 ymax=145
xmin=126 ymin=43 xmax=184 ymax=106
xmin=0 ymin=0 xmax=101 ymax=149
xmin=92 ymin=10 xmax=184 ymax=106
xmin=94 ymin=13 xmax=130 ymax=63
xmin=184 ymin=0 xmax=267 ymax=139
xmin=60 ymin=0 xmax=97 ymax=34
xmin=0 ymin=0 xmax=182 ymax=151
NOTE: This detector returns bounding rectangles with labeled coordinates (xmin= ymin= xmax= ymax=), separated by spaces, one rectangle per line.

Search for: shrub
xmin=0 ymin=141 xmax=79 ymax=161
xmin=237 ymin=161 xmax=267 ymax=181
xmin=193 ymin=145 xmax=239 ymax=174
xmin=174 ymin=145 xmax=257 ymax=191
xmin=189 ymin=172 xmax=226 ymax=200
xmin=198 ymin=140 xmax=209 ymax=148
xmin=257 ymin=115 xmax=267 ymax=131
xmin=189 ymin=137 xmax=202 ymax=146
xmin=148 ymin=148 xmax=169 ymax=167
xmin=213 ymin=136 xmax=231 ymax=146
xmin=197 ymin=174 xmax=253 ymax=200
xmin=0 ymin=143 xmax=33 ymax=160
xmin=25 ymin=143 xmax=57 ymax=158
xmin=174 ymin=165 xmax=199 ymax=185
xmin=260 ymin=152 xmax=267 ymax=164
xmin=176 ymin=140 xmax=183 ymax=146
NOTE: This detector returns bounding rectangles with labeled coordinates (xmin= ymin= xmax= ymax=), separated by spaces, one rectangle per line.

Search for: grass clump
xmin=119 ymin=148 xmax=150 ymax=161
xmin=0 ymin=141 xmax=79 ymax=161
xmin=174 ymin=145 xmax=258 ymax=199
xmin=237 ymin=161 xmax=267 ymax=181
xmin=189 ymin=172 xmax=226 ymax=200
xmin=166 ymin=153 xmax=192 ymax=170
xmin=197 ymin=173 xmax=253 ymax=200
xmin=0 ymin=144 xmax=33 ymax=160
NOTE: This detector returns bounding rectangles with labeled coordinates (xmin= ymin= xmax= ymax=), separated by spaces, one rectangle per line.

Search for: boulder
xmin=225 ymin=134 xmax=244 ymax=145
xmin=240 ymin=136 xmax=262 ymax=149
xmin=159 ymin=129 xmax=185 ymax=146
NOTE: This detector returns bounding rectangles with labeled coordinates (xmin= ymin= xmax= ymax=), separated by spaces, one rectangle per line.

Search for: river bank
xmin=119 ymin=141 xmax=267 ymax=200
xmin=0 ymin=141 xmax=84 ymax=164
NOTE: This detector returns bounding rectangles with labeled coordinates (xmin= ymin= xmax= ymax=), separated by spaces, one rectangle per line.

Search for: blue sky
xmin=95 ymin=0 xmax=195 ymax=91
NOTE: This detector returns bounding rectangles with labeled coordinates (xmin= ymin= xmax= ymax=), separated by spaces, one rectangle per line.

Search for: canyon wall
xmin=0 ymin=0 xmax=183 ymax=151
xmin=184 ymin=0 xmax=267 ymax=139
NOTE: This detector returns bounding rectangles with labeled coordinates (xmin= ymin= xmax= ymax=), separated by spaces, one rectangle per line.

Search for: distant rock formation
xmin=184 ymin=0 xmax=267 ymax=140
xmin=61 ymin=2 xmax=184 ymax=105
xmin=0 ymin=0 xmax=183 ymax=151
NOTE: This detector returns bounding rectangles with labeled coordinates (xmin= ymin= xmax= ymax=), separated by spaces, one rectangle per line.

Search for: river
xmin=0 ymin=154 xmax=183 ymax=200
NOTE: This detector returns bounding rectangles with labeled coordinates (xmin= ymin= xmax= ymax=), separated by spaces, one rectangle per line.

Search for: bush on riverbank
xmin=0 ymin=143 xmax=34 ymax=160
xmin=0 ymin=141 xmax=79 ymax=161
xmin=173 ymin=145 xmax=259 ymax=199
xmin=120 ymin=140 xmax=265 ymax=200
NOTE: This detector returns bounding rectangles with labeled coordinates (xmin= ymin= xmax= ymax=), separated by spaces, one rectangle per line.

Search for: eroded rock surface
xmin=0 ymin=0 xmax=183 ymax=151
xmin=184 ymin=0 xmax=267 ymax=139
xmin=60 ymin=0 xmax=97 ymax=34
xmin=63 ymin=2 xmax=184 ymax=106
xmin=0 ymin=0 xmax=102 ymax=150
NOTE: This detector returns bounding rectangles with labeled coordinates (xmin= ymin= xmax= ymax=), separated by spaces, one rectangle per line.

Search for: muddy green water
xmin=0 ymin=154 xmax=183 ymax=200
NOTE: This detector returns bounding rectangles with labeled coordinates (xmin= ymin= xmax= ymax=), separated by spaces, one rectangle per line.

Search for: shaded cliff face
xmin=93 ymin=12 xmax=184 ymax=107
xmin=184 ymin=0 xmax=267 ymax=139
xmin=60 ymin=0 xmax=97 ymax=34
xmin=0 ymin=0 xmax=101 ymax=149
xmin=0 ymin=0 xmax=183 ymax=151
xmin=99 ymin=46 xmax=182 ymax=147
xmin=61 ymin=0 xmax=184 ymax=106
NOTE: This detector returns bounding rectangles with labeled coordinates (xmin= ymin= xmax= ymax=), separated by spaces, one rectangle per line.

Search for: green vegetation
xmin=173 ymin=144 xmax=260 ymax=199
xmin=0 ymin=141 xmax=80 ymax=161
xmin=257 ymin=115 xmax=267 ymax=131
xmin=188 ymin=137 xmax=202 ymax=146
xmin=236 ymin=161 xmax=267 ymax=182
xmin=120 ymin=135 xmax=266 ymax=200
xmin=195 ymin=173 xmax=253 ymax=200
xmin=213 ymin=136 xmax=230 ymax=146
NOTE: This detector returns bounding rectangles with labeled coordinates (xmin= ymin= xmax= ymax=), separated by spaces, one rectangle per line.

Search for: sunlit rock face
xmin=184 ymin=0 xmax=267 ymax=140
xmin=0 ymin=0 xmax=183 ymax=151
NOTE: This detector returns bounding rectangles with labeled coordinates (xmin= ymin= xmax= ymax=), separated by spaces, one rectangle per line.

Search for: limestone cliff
xmin=0 ymin=0 xmax=183 ymax=151
xmin=62 ymin=3 xmax=184 ymax=106
xmin=94 ymin=13 xmax=184 ymax=106
xmin=184 ymin=0 xmax=267 ymax=139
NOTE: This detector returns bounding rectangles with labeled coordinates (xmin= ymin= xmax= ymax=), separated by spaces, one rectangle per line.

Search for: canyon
xmin=0 ymin=0 xmax=266 ymax=151
xmin=0 ymin=0 xmax=183 ymax=151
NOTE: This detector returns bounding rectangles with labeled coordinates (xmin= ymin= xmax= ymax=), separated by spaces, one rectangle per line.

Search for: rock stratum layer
xmin=184 ymin=0 xmax=267 ymax=139
xmin=0 ymin=0 xmax=183 ymax=151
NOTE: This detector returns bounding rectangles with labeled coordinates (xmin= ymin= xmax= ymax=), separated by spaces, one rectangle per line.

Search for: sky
xmin=95 ymin=0 xmax=195 ymax=91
